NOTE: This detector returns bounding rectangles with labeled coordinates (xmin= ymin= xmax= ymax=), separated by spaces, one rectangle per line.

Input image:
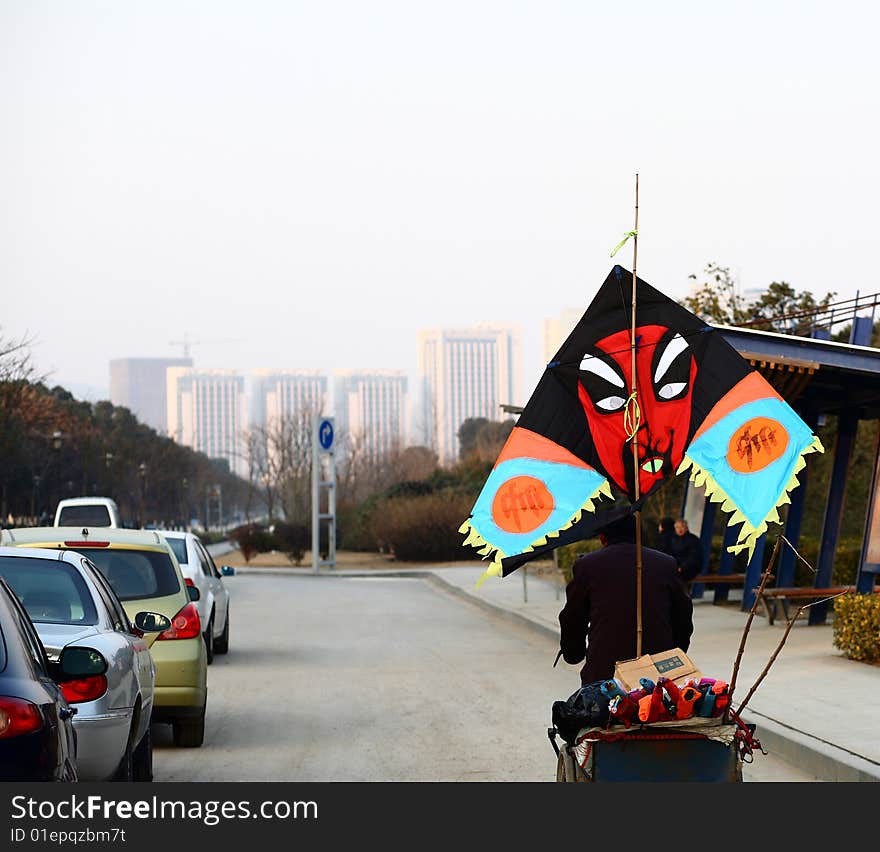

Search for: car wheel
xmin=112 ymin=728 xmax=135 ymax=781
xmin=173 ymin=709 xmax=206 ymax=748
xmin=132 ymin=724 xmax=153 ymax=782
xmin=204 ymin=614 xmax=214 ymax=665
xmin=213 ymin=607 xmax=229 ymax=655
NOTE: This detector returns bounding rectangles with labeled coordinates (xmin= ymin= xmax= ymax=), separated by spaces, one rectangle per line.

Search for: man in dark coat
xmin=558 ymin=513 xmax=694 ymax=685
xmin=670 ymin=518 xmax=704 ymax=583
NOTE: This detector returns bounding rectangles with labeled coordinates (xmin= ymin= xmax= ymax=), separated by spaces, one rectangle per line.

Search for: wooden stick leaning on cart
xmin=734 ymin=589 xmax=852 ymax=718
xmin=725 ymin=533 xmax=783 ymax=720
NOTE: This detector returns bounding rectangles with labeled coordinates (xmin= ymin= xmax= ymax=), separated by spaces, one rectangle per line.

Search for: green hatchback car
xmin=0 ymin=527 xmax=208 ymax=747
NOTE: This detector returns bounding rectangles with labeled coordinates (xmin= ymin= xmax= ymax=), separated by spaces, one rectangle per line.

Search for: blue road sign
xmin=318 ymin=418 xmax=334 ymax=451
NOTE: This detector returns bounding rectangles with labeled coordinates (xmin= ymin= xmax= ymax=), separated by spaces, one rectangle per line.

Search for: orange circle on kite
xmin=491 ymin=476 xmax=555 ymax=534
xmin=726 ymin=417 xmax=789 ymax=473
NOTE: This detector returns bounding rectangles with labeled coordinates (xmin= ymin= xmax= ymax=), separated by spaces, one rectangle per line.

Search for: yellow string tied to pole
xmin=610 ymin=230 xmax=638 ymax=258
xmin=624 ymin=391 xmax=641 ymax=441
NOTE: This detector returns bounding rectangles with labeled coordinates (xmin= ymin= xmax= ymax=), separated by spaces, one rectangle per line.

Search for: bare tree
xmin=0 ymin=329 xmax=50 ymax=519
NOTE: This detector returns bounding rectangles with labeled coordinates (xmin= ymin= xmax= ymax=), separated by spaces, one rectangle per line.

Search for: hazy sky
xmin=3 ymin=2 xmax=879 ymax=407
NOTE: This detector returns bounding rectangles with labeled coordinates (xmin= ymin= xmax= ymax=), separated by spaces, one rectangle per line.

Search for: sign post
xmin=312 ymin=416 xmax=337 ymax=573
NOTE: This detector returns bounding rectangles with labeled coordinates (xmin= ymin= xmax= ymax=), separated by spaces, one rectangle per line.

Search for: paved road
xmin=151 ymin=572 xmax=817 ymax=781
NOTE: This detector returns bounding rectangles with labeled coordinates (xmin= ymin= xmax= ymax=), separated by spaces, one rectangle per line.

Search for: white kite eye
xmin=596 ymin=395 xmax=627 ymax=412
xmin=658 ymin=382 xmax=687 ymax=400
xmin=653 ymin=333 xmax=691 ymax=401
xmin=580 ymin=354 xmax=628 ymax=414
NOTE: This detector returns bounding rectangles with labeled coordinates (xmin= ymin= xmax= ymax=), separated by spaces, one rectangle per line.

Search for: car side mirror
xmin=133 ymin=611 xmax=172 ymax=633
xmin=221 ymin=565 xmax=236 ymax=577
xmin=58 ymin=646 xmax=107 ymax=679
xmin=187 ymin=584 xmax=201 ymax=602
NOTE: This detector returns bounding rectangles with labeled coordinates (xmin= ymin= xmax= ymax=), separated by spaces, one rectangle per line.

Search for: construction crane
xmin=169 ymin=332 xmax=237 ymax=360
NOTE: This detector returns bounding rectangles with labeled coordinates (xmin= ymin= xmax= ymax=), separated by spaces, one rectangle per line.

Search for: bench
xmin=753 ymin=585 xmax=878 ymax=625
xmin=688 ymin=573 xmax=748 ymax=589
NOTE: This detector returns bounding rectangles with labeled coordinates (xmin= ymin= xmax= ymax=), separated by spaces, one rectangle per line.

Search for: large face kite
xmin=460 ymin=266 xmax=824 ymax=585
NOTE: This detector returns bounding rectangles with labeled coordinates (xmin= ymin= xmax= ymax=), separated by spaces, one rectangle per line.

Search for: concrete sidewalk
xmin=424 ymin=565 xmax=880 ymax=782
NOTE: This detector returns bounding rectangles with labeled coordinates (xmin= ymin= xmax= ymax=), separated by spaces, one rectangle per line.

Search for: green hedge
xmin=833 ymin=593 xmax=880 ymax=663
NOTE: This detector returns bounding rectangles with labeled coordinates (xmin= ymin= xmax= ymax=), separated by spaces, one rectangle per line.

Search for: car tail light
xmin=184 ymin=578 xmax=195 ymax=587
xmin=0 ymin=697 xmax=43 ymax=738
xmin=63 ymin=541 xmax=110 ymax=548
xmin=157 ymin=602 xmax=201 ymax=640
xmin=61 ymin=675 xmax=108 ymax=704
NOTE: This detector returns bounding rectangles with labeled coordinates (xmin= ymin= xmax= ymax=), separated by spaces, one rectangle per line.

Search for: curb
xmin=743 ymin=711 xmax=880 ymax=782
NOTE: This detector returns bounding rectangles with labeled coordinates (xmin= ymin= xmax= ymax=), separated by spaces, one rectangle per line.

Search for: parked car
xmin=0 ymin=575 xmax=79 ymax=782
xmin=0 ymin=527 xmax=208 ymax=748
xmin=54 ymin=497 xmax=121 ymax=529
xmin=160 ymin=530 xmax=231 ymax=664
xmin=0 ymin=546 xmax=170 ymax=780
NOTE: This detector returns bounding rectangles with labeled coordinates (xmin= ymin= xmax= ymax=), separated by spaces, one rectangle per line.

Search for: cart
xmin=549 ymin=715 xmax=758 ymax=782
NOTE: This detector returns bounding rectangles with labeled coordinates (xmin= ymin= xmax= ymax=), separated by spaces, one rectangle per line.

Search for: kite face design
xmin=460 ymin=265 xmax=824 ymax=584
xmin=578 ymin=325 xmax=696 ymax=500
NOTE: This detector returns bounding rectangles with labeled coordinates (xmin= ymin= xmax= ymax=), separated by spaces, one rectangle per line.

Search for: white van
xmin=53 ymin=496 xmax=122 ymax=528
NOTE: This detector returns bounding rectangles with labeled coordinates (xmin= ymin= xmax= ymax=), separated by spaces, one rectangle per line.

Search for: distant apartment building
xmin=109 ymin=357 xmax=193 ymax=433
xmin=250 ymin=369 xmax=329 ymax=430
xmin=166 ymin=368 xmax=247 ymax=476
xmin=334 ymin=370 xmax=408 ymax=461
xmin=417 ymin=325 xmax=521 ymax=466
xmin=542 ymin=308 xmax=584 ymax=367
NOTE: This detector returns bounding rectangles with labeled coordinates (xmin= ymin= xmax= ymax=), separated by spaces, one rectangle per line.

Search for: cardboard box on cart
xmin=613 ymin=647 xmax=702 ymax=691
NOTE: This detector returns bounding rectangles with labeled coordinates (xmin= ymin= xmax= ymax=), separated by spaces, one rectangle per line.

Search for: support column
xmin=812 ymin=412 xmax=858 ymax=625
xmin=777 ymin=411 xmax=818 ymax=587
xmin=742 ymin=533 xmax=767 ymax=612
xmin=690 ymin=498 xmax=717 ymax=600
xmin=714 ymin=520 xmax=739 ymax=604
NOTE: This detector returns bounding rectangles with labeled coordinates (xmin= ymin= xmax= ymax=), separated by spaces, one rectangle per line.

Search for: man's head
xmin=674 ymin=518 xmax=689 ymax=537
xmin=598 ymin=513 xmax=637 ymax=546
xmin=658 ymin=516 xmax=674 ymax=533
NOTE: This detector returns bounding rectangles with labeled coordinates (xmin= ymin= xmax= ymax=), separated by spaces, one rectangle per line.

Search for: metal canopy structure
xmin=715 ymin=324 xmax=880 ymax=419
xmin=688 ymin=324 xmax=880 ymax=624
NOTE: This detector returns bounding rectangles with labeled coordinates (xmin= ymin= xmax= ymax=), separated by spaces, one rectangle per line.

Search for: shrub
xmin=832 ymin=592 xmax=880 ymax=663
xmin=368 ymin=491 xmax=483 ymax=561
xmin=556 ymin=539 xmax=603 ymax=584
xmin=272 ymin=522 xmax=310 ymax=566
xmin=228 ymin=523 xmax=273 ymax=563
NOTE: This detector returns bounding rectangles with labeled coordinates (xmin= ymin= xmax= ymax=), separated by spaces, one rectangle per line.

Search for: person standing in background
xmin=670 ymin=517 xmax=703 ymax=583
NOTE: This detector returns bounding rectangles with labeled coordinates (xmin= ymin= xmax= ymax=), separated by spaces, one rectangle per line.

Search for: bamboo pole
xmin=629 ymin=174 xmax=642 ymax=656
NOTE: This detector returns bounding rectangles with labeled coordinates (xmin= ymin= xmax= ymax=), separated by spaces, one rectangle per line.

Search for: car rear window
xmin=0 ymin=556 xmax=99 ymax=625
xmin=58 ymin=505 xmax=112 ymax=527
xmin=70 ymin=549 xmax=180 ymax=601
xmin=165 ymin=537 xmax=187 ymax=565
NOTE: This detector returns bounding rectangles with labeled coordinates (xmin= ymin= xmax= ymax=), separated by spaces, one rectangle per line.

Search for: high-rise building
xmin=109 ymin=357 xmax=193 ymax=433
xmin=250 ymin=370 xmax=329 ymax=431
xmin=542 ymin=308 xmax=584 ymax=367
xmin=417 ymin=325 xmax=521 ymax=466
xmin=166 ymin=368 xmax=247 ymax=476
xmin=334 ymin=370 xmax=408 ymax=461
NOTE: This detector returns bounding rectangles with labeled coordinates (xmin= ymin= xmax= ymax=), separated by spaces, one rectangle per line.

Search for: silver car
xmin=0 ymin=546 xmax=170 ymax=781
xmin=160 ymin=531 xmax=231 ymax=664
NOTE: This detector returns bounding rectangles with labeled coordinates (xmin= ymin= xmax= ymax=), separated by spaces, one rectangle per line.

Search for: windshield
xmin=69 ymin=548 xmax=180 ymax=601
xmin=58 ymin=505 xmax=112 ymax=527
xmin=0 ymin=556 xmax=99 ymax=625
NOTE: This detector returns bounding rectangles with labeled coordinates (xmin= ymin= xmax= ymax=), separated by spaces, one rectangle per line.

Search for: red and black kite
xmin=459 ymin=265 xmax=824 ymax=586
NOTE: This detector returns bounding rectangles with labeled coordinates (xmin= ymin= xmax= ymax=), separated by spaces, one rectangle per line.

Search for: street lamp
xmin=138 ymin=462 xmax=147 ymax=528
xmin=51 ymin=430 xmax=64 ymax=510
xmin=31 ymin=474 xmax=41 ymax=524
